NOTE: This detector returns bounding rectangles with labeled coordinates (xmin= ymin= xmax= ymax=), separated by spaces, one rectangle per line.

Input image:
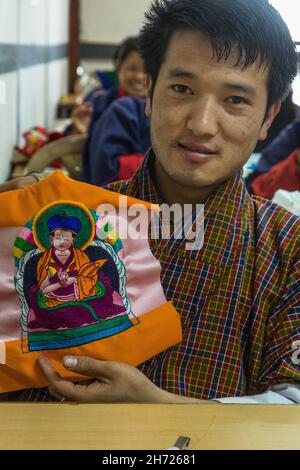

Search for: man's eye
xmin=227 ymin=96 xmax=248 ymax=105
xmin=172 ymin=84 xmax=192 ymax=95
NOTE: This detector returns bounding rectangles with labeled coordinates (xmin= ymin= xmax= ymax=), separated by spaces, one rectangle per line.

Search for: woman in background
xmin=69 ymin=36 xmax=146 ymax=136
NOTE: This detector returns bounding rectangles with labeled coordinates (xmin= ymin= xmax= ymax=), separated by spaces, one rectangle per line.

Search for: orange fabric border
xmin=0 ymin=302 xmax=182 ymax=393
xmin=0 ymin=171 xmax=159 ymax=227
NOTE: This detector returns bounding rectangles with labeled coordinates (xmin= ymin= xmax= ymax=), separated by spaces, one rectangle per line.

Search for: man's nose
xmin=186 ymin=96 xmax=219 ymax=137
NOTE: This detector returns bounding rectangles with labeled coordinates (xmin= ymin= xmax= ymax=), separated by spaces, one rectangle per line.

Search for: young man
xmin=1 ymin=0 xmax=300 ymax=404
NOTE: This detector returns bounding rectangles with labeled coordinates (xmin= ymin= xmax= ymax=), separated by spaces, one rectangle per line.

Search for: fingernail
xmin=63 ymin=357 xmax=78 ymax=369
xmin=38 ymin=356 xmax=50 ymax=368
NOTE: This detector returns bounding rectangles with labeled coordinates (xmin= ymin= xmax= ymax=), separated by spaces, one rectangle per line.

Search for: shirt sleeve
xmin=255 ymin=250 xmax=300 ymax=390
xmin=217 ymin=242 xmax=300 ymax=404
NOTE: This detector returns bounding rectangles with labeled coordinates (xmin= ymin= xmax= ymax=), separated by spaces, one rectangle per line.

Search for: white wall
xmin=46 ymin=59 xmax=68 ymax=127
xmin=270 ymin=0 xmax=300 ymax=42
xmin=0 ymin=72 xmax=18 ymax=179
xmin=80 ymin=0 xmax=151 ymax=72
xmin=80 ymin=0 xmax=151 ymax=43
xmin=0 ymin=0 xmax=18 ymax=44
xmin=0 ymin=0 xmax=69 ymax=182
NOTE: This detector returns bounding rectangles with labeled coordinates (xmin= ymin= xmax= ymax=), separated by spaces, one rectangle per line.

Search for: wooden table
xmin=0 ymin=403 xmax=299 ymax=450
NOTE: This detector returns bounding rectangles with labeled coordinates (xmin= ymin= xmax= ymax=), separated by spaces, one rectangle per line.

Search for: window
xmin=270 ymin=0 xmax=300 ymax=42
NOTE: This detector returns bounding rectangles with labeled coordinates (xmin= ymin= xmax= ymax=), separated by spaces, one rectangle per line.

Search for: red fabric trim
xmin=118 ymin=87 xmax=126 ymax=98
xmin=118 ymin=154 xmax=144 ymax=180
xmin=252 ymin=149 xmax=300 ymax=199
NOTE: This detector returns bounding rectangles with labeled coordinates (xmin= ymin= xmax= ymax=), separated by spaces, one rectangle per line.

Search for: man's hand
xmin=0 ymin=175 xmax=38 ymax=193
xmin=38 ymin=356 xmax=208 ymax=404
xmin=38 ymin=356 xmax=173 ymax=403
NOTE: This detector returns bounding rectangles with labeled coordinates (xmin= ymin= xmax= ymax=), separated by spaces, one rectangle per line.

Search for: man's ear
xmin=258 ymin=100 xmax=281 ymax=141
xmin=145 ymin=75 xmax=153 ymax=118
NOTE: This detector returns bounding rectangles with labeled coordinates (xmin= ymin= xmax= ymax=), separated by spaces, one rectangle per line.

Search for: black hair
xmin=114 ymin=36 xmax=141 ymax=70
xmin=139 ymin=0 xmax=297 ymax=108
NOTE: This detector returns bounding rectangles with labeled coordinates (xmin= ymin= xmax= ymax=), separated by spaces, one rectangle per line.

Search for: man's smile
xmin=178 ymin=142 xmax=219 ymax=163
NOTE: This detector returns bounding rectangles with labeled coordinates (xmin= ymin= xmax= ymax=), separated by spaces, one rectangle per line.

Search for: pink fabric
xmin=106 ymin=213 xmax=167 ymax=317
xmin=0 ymin=227 xmax=23 ymax=341
xmin=18 ymin=227 xmax=35 ymax=246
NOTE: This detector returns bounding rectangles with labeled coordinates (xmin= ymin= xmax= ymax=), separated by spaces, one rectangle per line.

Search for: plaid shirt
xmin=2 ymin=150 xmax=300 ymax=401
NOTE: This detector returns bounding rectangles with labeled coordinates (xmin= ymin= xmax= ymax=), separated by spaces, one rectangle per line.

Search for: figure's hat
xmin=47 ymin=214 xmax=81 ymax=234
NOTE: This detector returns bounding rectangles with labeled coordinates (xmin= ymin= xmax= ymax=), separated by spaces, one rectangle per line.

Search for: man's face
xmin=145 ymin=30 xmax=280 ymax=192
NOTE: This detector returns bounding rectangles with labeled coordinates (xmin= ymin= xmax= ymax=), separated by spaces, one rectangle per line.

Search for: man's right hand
xmin=0 ymin=175 xmax=38 ymax=193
